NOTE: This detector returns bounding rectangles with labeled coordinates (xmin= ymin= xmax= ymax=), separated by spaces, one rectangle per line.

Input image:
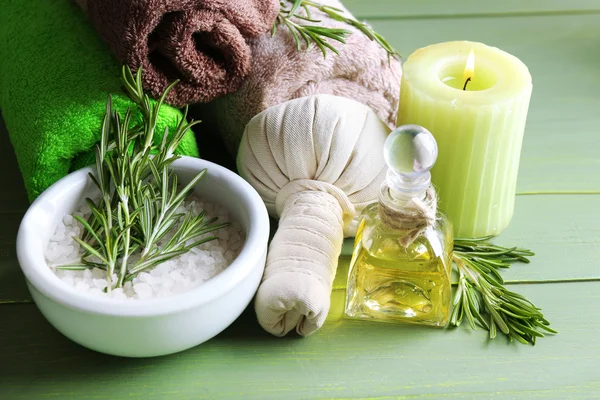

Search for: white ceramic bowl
xmin=17 ymin=156 xmax=269 ymax=357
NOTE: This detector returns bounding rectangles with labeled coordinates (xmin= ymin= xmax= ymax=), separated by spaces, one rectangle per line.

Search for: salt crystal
xmin=138 ymin=272 xmax=156 ymax=285
xmin=52 ymin=229 xmax=65 ymax=241
xmin=193 ymin=268 xmax=208 ymax=280
xmin=172 ymin=282 xmax=187 ymax=293
xmin=153 ymin=263 xmax=171 ymax=276
xmin=160 ymin=275 xmax=175 ymax=290
xmin=134 ymin=283 xmax=153 ymax=299
xmin=47 ymin=196 xmax=244 ymax=299
xmin=75 ymin=281 xmax=90 ymax=292
xmin=170 ymin=270 xmax=184 ymax=281
xmin=61 ymin=275 xmax=74 ymax=286
xmin=93 ymin=279 xmax=107 ymax=290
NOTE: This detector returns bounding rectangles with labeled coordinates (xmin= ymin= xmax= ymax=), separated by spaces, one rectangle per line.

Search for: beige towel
xmin=196 ymin=0 xmax=401 ymax=155
xmin=237 ymin=95 xmax=391 ymax=336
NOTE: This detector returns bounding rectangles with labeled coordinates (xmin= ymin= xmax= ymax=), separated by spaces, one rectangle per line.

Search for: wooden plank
xmin=0 ymin=244 xmax=29 ymax=304
xmin=4 ymin=7 xmax=600 ymax=295
xmin=0 ymin=282 xmax=596 ymax=399
xmin=0 ymin=116 xmax=30 ymax=303
xmin=3 ymin=192 xmax=599 ymax=303
xmin=337 ymin=193 xmax=600 ymax=286
xmin=344 ymin=0 xmax=600 ymax=19
xmin=0 ymin=7 xmax=598 ymax=399
xmin=368 ymin=13 xmax=600 ymax=193
xmin=0 ymin=115 xmax=29 ymax=213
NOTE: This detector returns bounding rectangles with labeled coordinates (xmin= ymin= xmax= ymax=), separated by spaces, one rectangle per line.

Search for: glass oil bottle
xmin=345 ymin=125 xmax=453 ymax=327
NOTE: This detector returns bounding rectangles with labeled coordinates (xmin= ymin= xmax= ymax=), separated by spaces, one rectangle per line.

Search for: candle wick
xmin=462 ymin=77 xmax=471 ymax=91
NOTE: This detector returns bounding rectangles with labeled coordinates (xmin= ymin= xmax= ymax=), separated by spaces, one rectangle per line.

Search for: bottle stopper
xmin=383 ymin=124 xmax=438 ymax=197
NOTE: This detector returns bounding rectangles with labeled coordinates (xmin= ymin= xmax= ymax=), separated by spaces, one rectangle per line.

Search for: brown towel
xmin=77 ymin=0 xmax=280 ymax=106
xmin=194 ymin=0 xmax=402 ymax=155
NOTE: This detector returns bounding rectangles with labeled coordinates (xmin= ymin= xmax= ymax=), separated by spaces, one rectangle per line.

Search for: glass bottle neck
xmin=380 ymin=169 xmax=429 ymax=211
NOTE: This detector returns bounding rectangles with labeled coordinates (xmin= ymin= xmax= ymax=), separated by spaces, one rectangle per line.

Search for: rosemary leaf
xmin=275 ymin=0 xmax=399 ymax=59
xmin=451 ymin=237 xmax=556 ymax=345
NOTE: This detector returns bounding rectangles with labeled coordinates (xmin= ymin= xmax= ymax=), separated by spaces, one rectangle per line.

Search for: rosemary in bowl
xmin=48 ymin=66 xmax=239 ymax=296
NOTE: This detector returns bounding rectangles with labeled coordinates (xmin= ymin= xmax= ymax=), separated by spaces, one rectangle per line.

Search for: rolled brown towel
xmin=77 ymin=0 xmax=280 ymax=106
xmin=194 ymin=0 xmax=402 ymax=155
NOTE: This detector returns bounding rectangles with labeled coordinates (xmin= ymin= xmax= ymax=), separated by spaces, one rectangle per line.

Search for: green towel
xmin=0 ymin=0 xmax=199 ymax=202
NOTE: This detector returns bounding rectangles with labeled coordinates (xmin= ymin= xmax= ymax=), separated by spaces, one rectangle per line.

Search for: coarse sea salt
xmin=46 ymin=194 xmax=245 ymax=300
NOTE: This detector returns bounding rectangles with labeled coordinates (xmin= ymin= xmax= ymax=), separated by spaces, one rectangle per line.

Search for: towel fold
xmin=0 ymin=0 xmax=199 ymax=201
xmin=77 ymin=0 xmax=280 ymax=106
xmin=194 ymin=0 xmax=402 ymax=155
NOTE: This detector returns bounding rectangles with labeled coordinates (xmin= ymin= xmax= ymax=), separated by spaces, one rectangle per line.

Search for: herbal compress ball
xmin=237 ymin=94 xmax=391 ymax=336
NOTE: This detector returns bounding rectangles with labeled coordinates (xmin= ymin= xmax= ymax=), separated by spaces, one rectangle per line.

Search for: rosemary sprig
xmin=451 ymin=237 xmax=557 ymax=345
xmin=57 ymin=66 xmax=226 ymax=291
xmin=274 ymin=0 xmax=399 ymax=59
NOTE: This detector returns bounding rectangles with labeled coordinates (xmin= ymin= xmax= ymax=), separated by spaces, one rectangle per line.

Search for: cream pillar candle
xmin=397 ymin=41 xmax=532 ymax=238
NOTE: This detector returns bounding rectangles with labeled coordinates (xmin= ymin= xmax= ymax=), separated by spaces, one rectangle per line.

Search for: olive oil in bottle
xmin=345 ymin=125 xmax=453 ymax=327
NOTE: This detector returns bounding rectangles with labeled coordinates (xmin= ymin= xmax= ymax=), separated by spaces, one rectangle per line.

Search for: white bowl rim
xmin=17 ymin=156 xmax=270 ymax=317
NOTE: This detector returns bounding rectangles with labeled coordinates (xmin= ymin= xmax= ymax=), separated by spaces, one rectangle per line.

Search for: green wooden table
xmin=2 ymin=1 xmax=600 ymax=398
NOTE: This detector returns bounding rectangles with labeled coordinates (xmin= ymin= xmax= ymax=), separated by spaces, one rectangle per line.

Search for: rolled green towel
xmin=0 ymin=0 xmax=199 ymax=202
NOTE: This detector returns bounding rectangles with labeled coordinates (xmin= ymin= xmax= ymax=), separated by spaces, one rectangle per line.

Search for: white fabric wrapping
xmin=237 ymin=94 xmax=390 ymax=336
